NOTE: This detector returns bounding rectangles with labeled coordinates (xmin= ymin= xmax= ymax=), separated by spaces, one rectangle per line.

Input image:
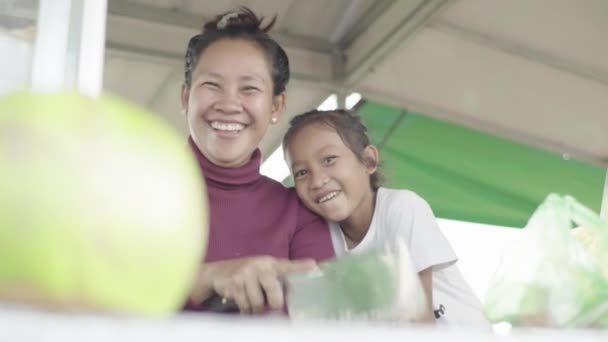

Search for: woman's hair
xmin=183 ymin=7 xmax=289 ymax=96
xmin=283 ymin=109 xmax=384 ymax=190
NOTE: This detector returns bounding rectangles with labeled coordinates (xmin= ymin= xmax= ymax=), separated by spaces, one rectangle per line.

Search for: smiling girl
xmin=283 ymin=109 xmax=487 ymax=325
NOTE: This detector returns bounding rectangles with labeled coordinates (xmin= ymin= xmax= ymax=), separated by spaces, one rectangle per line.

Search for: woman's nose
xmin=213 ymin=89 xmax=242 ymax=113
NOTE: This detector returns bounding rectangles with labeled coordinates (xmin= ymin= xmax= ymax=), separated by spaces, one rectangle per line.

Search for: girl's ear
xmin=271 ymin=92 xmax=286 ymax=124
xmin=180 ymin=83 xmax=189 ymax=115
xmin=362 ymin=145 xmax=379 ymax=174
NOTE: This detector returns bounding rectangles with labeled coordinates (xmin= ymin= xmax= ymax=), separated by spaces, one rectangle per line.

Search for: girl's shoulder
xmin=377 ymin=187 xmax=431 ymax=209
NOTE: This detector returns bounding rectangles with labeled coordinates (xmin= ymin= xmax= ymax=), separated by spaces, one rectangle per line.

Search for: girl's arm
xmin=418 ymin=267 xmax=436 ymax=323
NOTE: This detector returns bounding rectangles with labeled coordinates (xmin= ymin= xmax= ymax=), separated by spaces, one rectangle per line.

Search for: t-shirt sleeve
xmin=395 ymin=193 xmax=457 ymax=273
xmin=289 ymin=201 xmax=335 ymax=262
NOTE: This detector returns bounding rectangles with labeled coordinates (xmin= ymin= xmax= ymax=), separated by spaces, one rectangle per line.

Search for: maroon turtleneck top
xmin=188 ymin=137 xmax=335 ymax=264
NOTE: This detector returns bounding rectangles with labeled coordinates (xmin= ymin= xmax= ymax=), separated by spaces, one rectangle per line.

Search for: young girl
xmin=283 ymin=109 xmax=487 ymax=325
xmin=181 ymin=8 xmax=334 ymax=314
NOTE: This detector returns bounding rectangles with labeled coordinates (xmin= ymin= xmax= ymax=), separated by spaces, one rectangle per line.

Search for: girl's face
xmin=286 ymin=123 xmax=378 ymax=227
xmin=182 ymin=39 xmax=284 ymax=168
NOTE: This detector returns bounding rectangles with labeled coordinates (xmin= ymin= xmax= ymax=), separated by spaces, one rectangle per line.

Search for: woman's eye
xmin=241 ymin=86 xmax=259 ymax=93
xmin=201 ymin=81 xmax=219 ymax=88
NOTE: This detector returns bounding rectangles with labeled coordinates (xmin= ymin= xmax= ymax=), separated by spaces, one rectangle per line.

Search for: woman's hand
xmin=190 ymin=256 xmax=316 ymax=314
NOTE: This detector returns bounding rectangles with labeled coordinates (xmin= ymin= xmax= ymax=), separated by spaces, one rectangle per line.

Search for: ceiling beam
xmin=339 ymin=0 xmax=395 ymax=48
xmin=105 ymin=1 xmax=336 ymax=88
xmin=341 ymin=0 xmax=451 ymax=86
xmin=106 ymin=0 xmax=333 ymax=53
xmin=431 ymin=19 xmax=608 ymax=88
xmin=328 ymin=0 xmax=367 ymax=44
xmin=106 ymin=15 xmax=334 ymax=85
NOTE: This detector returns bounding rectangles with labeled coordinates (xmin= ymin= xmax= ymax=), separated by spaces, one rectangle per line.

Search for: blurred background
xmin=1 ymin=0 xmax=608 ymax=336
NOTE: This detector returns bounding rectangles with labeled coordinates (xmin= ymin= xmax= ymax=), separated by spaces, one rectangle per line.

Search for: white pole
xmin=30 ymin=0 xmax=72 ymax=92
xmin=30 ymin=0 xmax=107 ymax=98
xmin=77 ymin=0 xmax=107 ymax=98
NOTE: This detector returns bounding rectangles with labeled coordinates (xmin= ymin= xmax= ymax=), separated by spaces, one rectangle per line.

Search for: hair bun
xmin=203 ymin=7 xmax=276 ymax=33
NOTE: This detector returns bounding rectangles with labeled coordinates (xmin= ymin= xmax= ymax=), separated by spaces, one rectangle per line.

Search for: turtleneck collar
xmin=188 ymin=136 xmax=262 ymax=187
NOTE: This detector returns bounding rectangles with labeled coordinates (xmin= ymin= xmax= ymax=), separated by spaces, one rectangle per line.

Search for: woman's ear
xmin=363 ymin=145 xmax=379 ymax=174
xmin=270 ymin=92 xmax=286 ymax=124
xmin=180 ymin=83 xmax=189 ymax=115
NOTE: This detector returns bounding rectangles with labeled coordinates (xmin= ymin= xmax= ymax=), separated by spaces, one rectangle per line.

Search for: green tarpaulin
xmin=357 ymin=101 xmax=605 ymax=227
xmin=284 ymin=101 xmax=605 ymax=227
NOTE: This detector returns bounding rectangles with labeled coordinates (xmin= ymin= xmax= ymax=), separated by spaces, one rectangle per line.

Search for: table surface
xmin=0 ymin=305 xmax=607 ymax=342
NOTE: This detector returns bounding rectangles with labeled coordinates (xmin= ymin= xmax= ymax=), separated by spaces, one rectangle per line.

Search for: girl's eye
xmin=294 ymin=169 xmax=308 ymax=179
xmin=323 ymin=156 xmax=337 ymax=165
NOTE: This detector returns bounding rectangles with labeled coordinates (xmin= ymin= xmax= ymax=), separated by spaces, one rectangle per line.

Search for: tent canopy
xmin=98 ymin=0 xmax=608 ymax=167
xmin=3 ymin=0 xmax=607 ymax=217
xmin=4 ymin=0 xmax=608 ymax=163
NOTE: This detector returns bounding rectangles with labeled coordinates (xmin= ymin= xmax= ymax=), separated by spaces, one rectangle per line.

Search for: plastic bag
xmin=287 ymin=240 xmax=427 ymax=321
xmin=484 ymin=194 xmax=608 ymax=328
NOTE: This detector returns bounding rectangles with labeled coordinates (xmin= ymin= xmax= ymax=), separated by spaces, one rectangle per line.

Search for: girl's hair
xmin=183 ymin=7 xmax=289 ymax=95
xmin=283 ymin=109 xmax=384 ymax=190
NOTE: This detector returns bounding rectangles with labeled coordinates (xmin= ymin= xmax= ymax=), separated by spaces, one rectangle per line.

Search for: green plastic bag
xmin=484 ymin=194 xmax=608 ymax=328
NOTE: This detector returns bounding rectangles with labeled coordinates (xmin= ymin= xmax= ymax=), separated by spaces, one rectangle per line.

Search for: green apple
xmin=0 ymin=91 xmax=207 ymax=315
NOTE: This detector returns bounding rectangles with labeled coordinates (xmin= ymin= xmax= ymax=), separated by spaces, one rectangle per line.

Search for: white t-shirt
xmin=329 ymin=187 xmax=487 ymax=326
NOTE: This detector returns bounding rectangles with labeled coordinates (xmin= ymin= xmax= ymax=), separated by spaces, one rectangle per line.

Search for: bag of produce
xmin=287 ymin=240 xmax=427 ymax=321
xmin=484 ymin=194 xmax=608 ymax=328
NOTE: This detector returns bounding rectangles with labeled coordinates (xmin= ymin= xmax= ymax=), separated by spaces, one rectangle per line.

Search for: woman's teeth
xmin=318 ymin=191 xmax=339 ymax=203
xmin=210 ymin=121 xmax=244 ymax=131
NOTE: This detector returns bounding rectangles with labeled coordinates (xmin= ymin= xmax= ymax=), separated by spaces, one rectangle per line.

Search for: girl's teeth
xmin=319 ymin=191 xmax=338 ymax=203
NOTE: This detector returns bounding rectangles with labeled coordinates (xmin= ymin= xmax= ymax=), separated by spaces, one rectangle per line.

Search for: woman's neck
xmin=339 ymin=189 xmax=377 ymax=249
xmin=188 ymin=136 xmax=262 ymax=187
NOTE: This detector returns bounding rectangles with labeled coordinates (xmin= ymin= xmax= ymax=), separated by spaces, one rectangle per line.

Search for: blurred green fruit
xmin=0 ymin=92 xmax=207 ymax=315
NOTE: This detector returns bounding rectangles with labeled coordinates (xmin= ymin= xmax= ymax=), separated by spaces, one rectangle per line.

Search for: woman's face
xmin=182 ymin=39 xmax=284 ymax=168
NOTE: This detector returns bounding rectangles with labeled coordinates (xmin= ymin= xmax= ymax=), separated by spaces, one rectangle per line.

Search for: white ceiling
xmin=358 ymin=0 xmax=608 ymax=164
xmin=2 ymin=0 xmax=607 ymax=166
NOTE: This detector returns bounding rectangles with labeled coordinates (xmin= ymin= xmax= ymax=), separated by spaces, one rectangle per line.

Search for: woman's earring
xmin=271 ymin=117 xmax=278 ymax=124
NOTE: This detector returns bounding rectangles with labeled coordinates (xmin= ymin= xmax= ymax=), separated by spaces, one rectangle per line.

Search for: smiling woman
xmin=183 ymin=39 xmax=277 ymax=168
xmin=179 ymin=7 xmax=335 ymax=315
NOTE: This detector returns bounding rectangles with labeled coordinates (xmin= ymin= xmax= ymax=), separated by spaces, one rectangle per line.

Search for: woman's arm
xmin=188 ymin=256 xmax=316 ymax=314
xmin=290 ymin=205 xmax=335 ymax=261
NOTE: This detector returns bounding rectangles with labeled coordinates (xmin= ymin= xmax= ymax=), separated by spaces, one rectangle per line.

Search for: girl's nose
xmin=311 ymin=171 xmax=329 ymax=190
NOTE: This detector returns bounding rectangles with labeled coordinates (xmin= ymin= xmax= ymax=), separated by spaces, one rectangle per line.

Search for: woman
xmin=181 ymin=7 xmax=335 ymax=315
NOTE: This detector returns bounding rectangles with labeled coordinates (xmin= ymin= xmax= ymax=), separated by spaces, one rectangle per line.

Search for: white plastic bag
xmin=287 ymin=240 xmax=427 ymax=321
xmin=484 ymin=194 xmax=608 ymax=328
